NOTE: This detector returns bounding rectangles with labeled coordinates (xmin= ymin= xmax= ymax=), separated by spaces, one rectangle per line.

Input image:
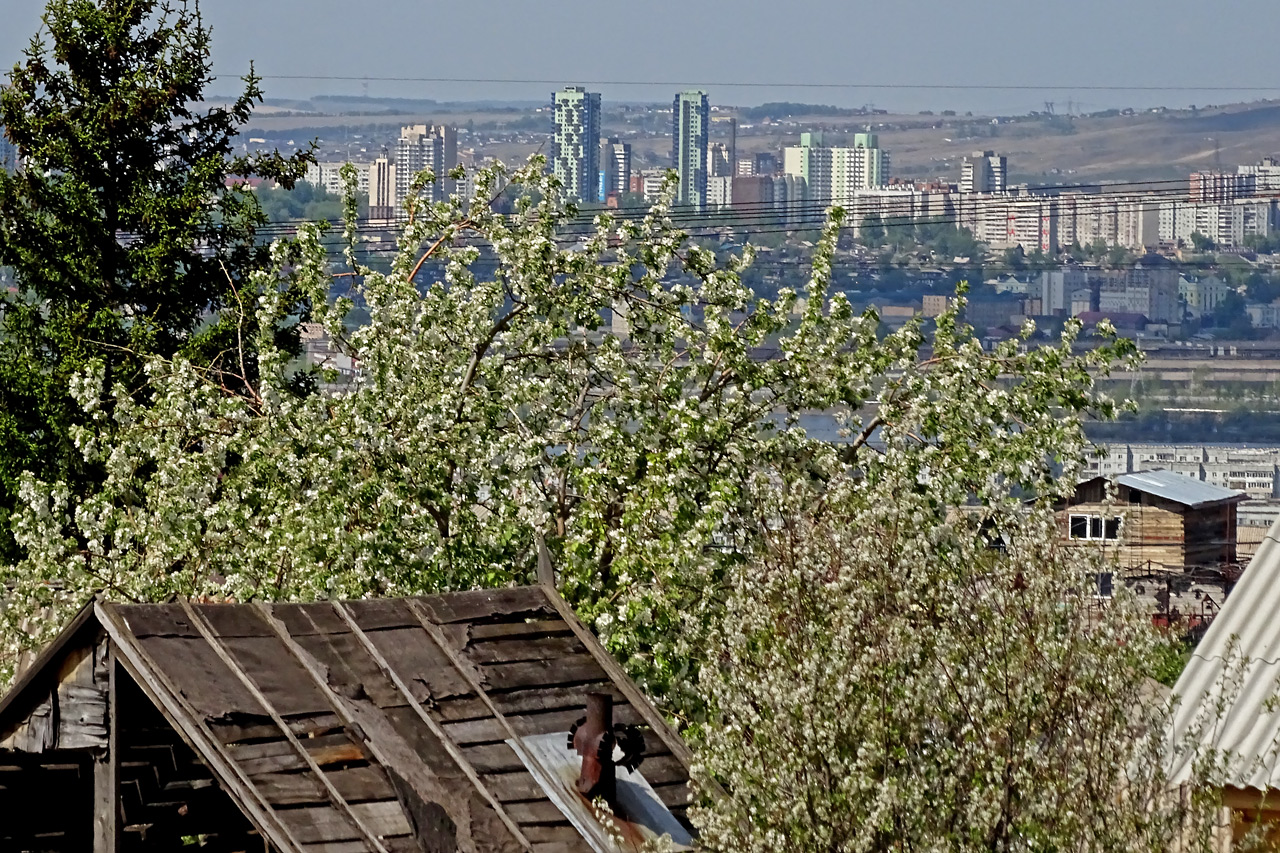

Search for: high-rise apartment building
xmin=672 ymin=90 xmax=710 ymax=210
xmin=754 ymin=152 xmax=778 ymax=176
xmin=708 ymin=175 xmax=733 ymax=208
xmin=712 ymin=116 xmax=737 ymax=173
xmin=599 ymin=137 xmax=631 ymax=200
xmin=709 ymin=143 xmax=733 ymax=178
xmin=1189 ymin=171 xmax=1253 ymax=203
xmin=1240 ymin=157 xmax=1280 ymax=191
xmin=395 ymin=124 xmax=458 ymax=220
xmin=304 ymin=161 xmax=371 ymax=196
xmin=783 ymin=132 xmax=890 ymax=212
xmin=850 ymin=133 xmax=889 ymax=189
xmin=552 ymin=87 xmax=602 ymax=203
xmin=368 ymin=151 xmax=397 ymax=223
xmin=960 ymin=151 xmax=1008 ymax=194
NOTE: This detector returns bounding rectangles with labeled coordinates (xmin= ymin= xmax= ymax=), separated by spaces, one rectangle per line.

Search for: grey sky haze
xmin=2 ymin=0 xmax=1279 ymax=114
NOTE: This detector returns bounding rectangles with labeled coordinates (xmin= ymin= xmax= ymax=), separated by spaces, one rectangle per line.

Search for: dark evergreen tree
xmin=0 ymin=0 xmax=313 ymax=558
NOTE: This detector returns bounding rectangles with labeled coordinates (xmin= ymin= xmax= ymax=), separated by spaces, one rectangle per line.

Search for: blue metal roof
xmin=1115 ymin=469 xmax=1246 ymax=508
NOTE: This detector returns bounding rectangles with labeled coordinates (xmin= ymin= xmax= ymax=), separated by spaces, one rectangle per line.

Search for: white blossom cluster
xmin=2 ymin=162 xmax=1127 ymax=688
xmin=683 ymin=312 xmax=1262 ymax=849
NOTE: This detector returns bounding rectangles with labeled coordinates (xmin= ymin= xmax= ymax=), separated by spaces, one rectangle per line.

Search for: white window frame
xmin=1069 ymin=513 xmax=1121 ymax=541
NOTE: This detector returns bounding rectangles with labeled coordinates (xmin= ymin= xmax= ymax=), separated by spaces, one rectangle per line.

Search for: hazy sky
xmin=3 ymin=0 xmax=1279 ymax=114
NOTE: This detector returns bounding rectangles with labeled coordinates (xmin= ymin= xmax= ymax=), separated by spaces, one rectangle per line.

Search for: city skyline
xmin=3 ymin=0 xmax=1280 ymax=114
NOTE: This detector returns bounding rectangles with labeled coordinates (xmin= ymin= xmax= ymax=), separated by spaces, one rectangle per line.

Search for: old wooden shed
xmin=0 ymin=586 xmax=695 ymax=852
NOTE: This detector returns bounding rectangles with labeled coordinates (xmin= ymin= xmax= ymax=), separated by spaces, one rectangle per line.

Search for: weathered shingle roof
xmin=0 ymin=586 xmax=694 ymax=852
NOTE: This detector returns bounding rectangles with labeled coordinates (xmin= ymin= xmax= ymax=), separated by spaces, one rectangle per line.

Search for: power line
xmin=255 ymin=74 xmax=1280 ymax=94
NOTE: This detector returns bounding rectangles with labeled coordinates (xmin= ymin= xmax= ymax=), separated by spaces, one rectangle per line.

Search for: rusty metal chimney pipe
xmin=572 ymin=692 xmax=617 ymax=809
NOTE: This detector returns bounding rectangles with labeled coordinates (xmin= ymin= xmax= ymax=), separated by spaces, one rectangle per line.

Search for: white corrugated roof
xmin=1116 ymin=469 xmax=1246 ymax=508
xmin=1167 ymin=514 xmax=1280 ymax=788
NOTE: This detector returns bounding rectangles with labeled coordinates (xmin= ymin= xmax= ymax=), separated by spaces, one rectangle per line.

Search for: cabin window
xmin=1069 ymin=514 xmax=1121 ymax=541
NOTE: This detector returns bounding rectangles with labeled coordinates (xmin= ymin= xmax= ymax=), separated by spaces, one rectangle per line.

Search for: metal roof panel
xmin=1116 ymin=469 xmax=1246 ymax=508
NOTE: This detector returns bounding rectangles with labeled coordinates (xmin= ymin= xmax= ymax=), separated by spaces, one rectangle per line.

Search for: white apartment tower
xmin=599 ymin=137 xmax=632 ymax=200
xmin=783 ymin=131 xmax=890 ymax=212
xmin=395 ymin=124 xmax=458 ymax=220
xmin=304 ymin=162 xmax=371 ymax=196
xmin=368 ymin=152 xmax=397 ymax=223
xmin=552 ymin=87 xmax=602 ymax=203
xmin=672 ymin=90 xmax=710 ymax=210
xmin=961 ymin=151 xmax=1008 ymax=194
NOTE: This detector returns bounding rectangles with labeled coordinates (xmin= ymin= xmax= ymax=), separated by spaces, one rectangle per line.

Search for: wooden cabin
xmin=0 ymin=586 xmax=695 ymax=852
xmin=1058 ymin=469 xmax=1247 ymax=573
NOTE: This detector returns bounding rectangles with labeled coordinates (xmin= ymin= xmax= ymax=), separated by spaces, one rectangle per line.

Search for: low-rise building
xmin=1058 ymin=470 xmax=1246 ymax=615
xmin=1179 ymin=275 xmax=1233 ymax=319
xmin=1247 ymin=300 xmax=1280 ymax=329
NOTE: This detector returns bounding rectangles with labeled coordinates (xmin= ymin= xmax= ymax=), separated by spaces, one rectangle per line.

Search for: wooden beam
xmin=95 ymin=603 xmax=304 ymax=853
xmin=265 ymin=601 xmax=534 ymax=852
xmin=398 ymin=596 xmax=560 ymax=798
xmin=92 ymin=651 xmax=119 ymax=853
xmin=178 ymin=599 xmax=393 ymax=853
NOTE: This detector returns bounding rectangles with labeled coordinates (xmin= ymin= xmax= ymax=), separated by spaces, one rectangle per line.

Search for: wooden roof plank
xmin=128 ymin=636 xmax=269 ymax=718
xmin=468 ymin=620 xmax=576 ymax=641
xmin=215 ymin=634 xmax=340 ymax=717
xmin=340 ymin=623 xmax=474 ymax=703
xmin=466 ymin=634 xmax=589 ymax=665
xmin=113 ymin=604 xmax=200 ymax=639
xmin=178 ymin=599 xmax=389 ymax=853
xmin=320 ymin=601 xmax=535 ymax=852
xmin=479 ymin=655 xmax=608 ymax=692
xmin=283 ymin=624 xmax=413 ymax=711
xmin=440 ymin=704 xmax=646 ymax=746
xmin=432 ymin=681 xmax=622 ymax=723
xmin=95 ymin=602 xmax=305 ymax=853
xmin=410 ymin=588 xmax=557 ymax=625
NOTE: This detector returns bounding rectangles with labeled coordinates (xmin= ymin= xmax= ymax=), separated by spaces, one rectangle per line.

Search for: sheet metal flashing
xmin=1168 ymin=514 xmax=1280 ymax=789
xmin=511 ymin=732 xmax=694 ymax=853
xmin=1115 ymin=469 xmax=1247 ymax=508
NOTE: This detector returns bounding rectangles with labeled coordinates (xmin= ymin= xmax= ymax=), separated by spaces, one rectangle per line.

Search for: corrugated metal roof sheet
xmin=1168 ymin=515 xmax=1280 ymax=788
xmin=1116 ymin=469 xmax=1246 ymax=508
